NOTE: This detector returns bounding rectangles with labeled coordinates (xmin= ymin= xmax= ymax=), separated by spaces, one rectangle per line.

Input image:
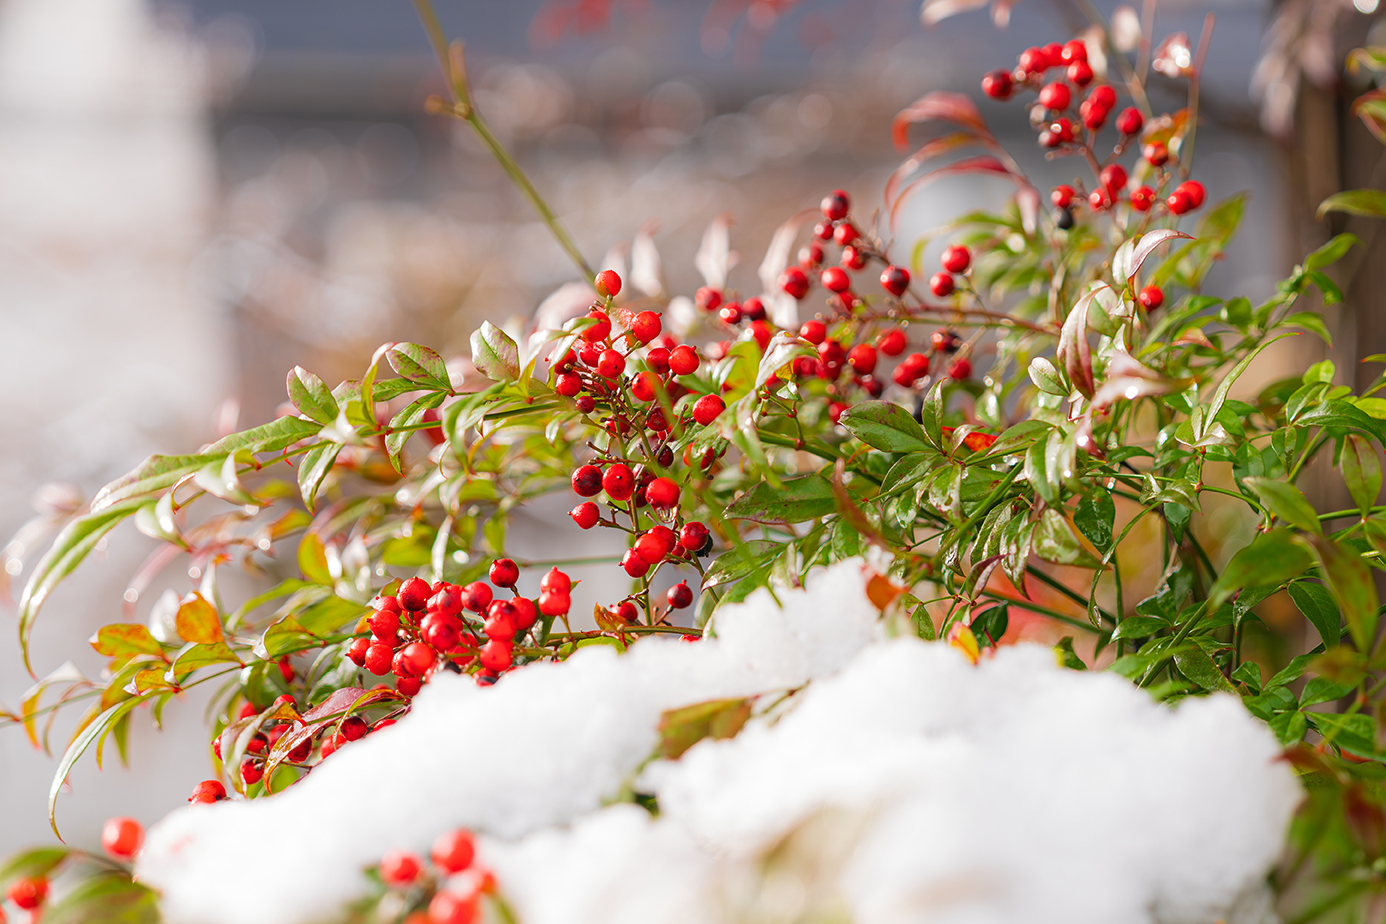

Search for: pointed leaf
xmin=1287 ymin=580 xmax=1344 ymax=649
xmin=1209 ymin=529 xmax=1314 ymax=607
xmin=174 ymin=592 xmax=223 ymax=644
xmin=286 ymin=366 xmax=338 ymax=425
xmin=386 ymin=343 xmax=451 ymax=391
xmin=1305 ymin=534 xmax=1379 ymax=652
xmin=469 ymin=321 xmax=520 ymax=382
xmin=838 ymin=401 xmax=933 ymax=453
xmin=1342 ymin=434 xmax=1381 ymax=516
xmin=1243 ymin=476 xmax=1322 ymax=534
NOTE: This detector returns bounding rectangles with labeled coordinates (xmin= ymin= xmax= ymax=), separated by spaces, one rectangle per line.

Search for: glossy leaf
xmin=1287 ymin=581 xmax=1343 ymax=649
xmin=296 ymin=442 xmax=341 ymax=513
xmin=725 ymin=475 xmax=836 ymax=525
xmin=470 ymin=321 xmax=520 ymax=382
xmin=174 ymin=592 xmax=223 ymax=645
xmin=1172 ymin=643 xmax=1235 ymax=693
xmin=286 ymin=366 xmax=338 ymax=425
xmin=1306 ymin=534 xmax=1379 ymax=652
xmin=1317 ymin=189 xmax=1386 ymax=220
xmin=1242 ymin=476 xmax=1321 ymax=534
xmin=838 ymin=401 xmax=933 ymax=453
xmin=386 ymin=342 xmax=451 ymax=391
xmin=1112 ymin=229 xmax=1190 ymax=287
xmin=1342 ymin=434 xmax=1381 ymax=516
xmin=1209 ymin=529 xmax=1314 ymax=607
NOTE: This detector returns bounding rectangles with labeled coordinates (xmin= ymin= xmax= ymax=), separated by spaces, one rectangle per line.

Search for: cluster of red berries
xmin=982 ymin=39 xmax=1208 ymax=228
xmin=376 ymin=829 xmax=493 ymax=924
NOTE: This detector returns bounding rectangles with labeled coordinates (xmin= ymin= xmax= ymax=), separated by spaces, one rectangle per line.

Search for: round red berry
xmin=948 ymin=357 xmax=973 ymax=380
xmin=1138 ymin=285 xmax=1165 ymax=310
xmin=644 ymin=477 xmax=680 ymax=509
xmin=422 ymin=613 xmax=461 ymax=651
xmin=879 ymin=265 xmax=910 ymax=296
xmin=489 ymin=559 xmax=519 ymax=588
xmin=841 ymin=245 xmax=867 ymax=270
xmin=1143 ymin=141 xmax=1169 ymax=166
xmin=430 ymin=585 xmax=463 ymax=617
xmin=821 ymin=189 xmax=850 ymax=221
xmin=981 ymin=69 xmax=1013 ymax=99
xmin=1130 ymin=186 xmax=1155 ymax=212
xmin=241 ymin=758 xmax=263 ymax=786
xmin=538 ymin=590 xmax=570 ymax=616
xmin=832 ymin=222 xmax=859 ymax=246
xmin=461 ymin=581 xmax=493 ymax=613
xmin=693 ymin=394 xmax=726 ymax=426
xmin=646 ymin=347 xmax=671 ymax=375
xmin=484 ymin=603 xmax=518 ymax=642
xmin=1018 ymin=47 xmax=1047 ymax=75
xmin=1100 ymin=163 xmax=1128 ymax=197
xmin=347 ymin=637 xmax=371 ymax=666
xmin=8 ymin=877 xmax=48 ymax=910
xmin=696 ymin=286 xmax=723 ymax=312
xmin=397 ymin=642 xmax=434 ymax=677
xmin=595 ymin=269 xmax=622 ymax=298
xmin=397 ymin=676 xmax=423 ymax=697
xmin=798 ymin=244 xmax=823 ymax=267
xmin=540 ymin=568 xmax=571 ymax=595
xmin=340 ymin=715 xmax=369 ymax=741
xmin=570 ymin=502 xmax=600 ymax=529
xmin=679 ymin=521 xmax=710 ymax=551
xmin=572 ymin=464 xmax=603 ymax=497
xmin=432 ymin=830 xmax=476 ymax=874
xmin=370 ymin=609 xmax=400 ymax=642
xmin=1038 ymin=82 xmax=1070 ymax=111
xmin=630 ymin=371 xmax=659 ymax=403
xmin=821 ymin=266 xmax=850 ymax=293
xmin=800 ymin=320 xmax=826 ymax=344
xmin=189 ymin=780 xmax=226 ymax=803
xmin=555 ymin=372 xmax=581 ymax=397
xmin=479 ymin=639 xmax=512 ymax=673
xmin=719 ymin=303 xmax=743 ymax=325
xmin=615 ymin=601 xmax=639 ymax=623
xmin=1051 ymin=185 xmax=1075 ymax=208
xmin=364 ymin=642 xmax=394 ymax=676
xmin=1115 ymin=107 xmax=1143 ymax=135
xmin=941 ymin=245 xmax=971 ymax=274
xmin=430 ymin=890 xmax=480 ymax=924
xmin=580 ymin=310 xmax=612 ymax=344
xmin=603 ymin=463 xmax=634 ymax=501
xmin=1179 ymin=180 xmax=1205 ymax=208
xmin=1089 ymin=189 xmax=1109 ymax=210
xmin=1066 ymin=60 xmax=1093 ymax=86
xmin=892 ymin=353 xmax=929 ymax=386
xmin=629 ymin=310 xmax=662 ymax=344
xmin=1087 ymin=85 xmax=1116 ymax=111
xmin=381 ymin=850 xmax=422 ymax=887
xmin=667 ymin=582 xmax=693 ymax=609
xmin=846 ymin=344 xmax=878 ymax=375
xmin=877 ymin=329 xmax=907 ymax=355
xmin=634 ymin=531 xmax=670 ymax=564
xmin=621 ymin=548 xmax=651 ymax=578
xmin=1061 ymin=39 xmax=1087 ymax=63
xmin=102 ymin=817 xmax=144 ymax=859
xmin=929 ymin=272 xmax=955 ymax=297
xmin=398 ymin=577 xmax=431 ymax=611
xmin=1166 ymin=188 xmax=1193 ymax=214
xmin=668 ymin=344 xmax=699 ymax=376
xmin=596 ymin=349 xmax=625 ymax=379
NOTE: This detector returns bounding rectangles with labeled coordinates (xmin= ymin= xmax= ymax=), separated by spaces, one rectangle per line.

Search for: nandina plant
xmin=3 ymin=3 xmax=1385 ymax=921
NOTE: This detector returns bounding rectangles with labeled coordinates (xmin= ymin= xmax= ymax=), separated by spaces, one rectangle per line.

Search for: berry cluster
xmin=374 ymin=829 xmax=495 ymax=924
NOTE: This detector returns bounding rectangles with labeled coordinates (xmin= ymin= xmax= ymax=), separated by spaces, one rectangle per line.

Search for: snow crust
xmin=135 ymin=560 xmax=1301 ymax=924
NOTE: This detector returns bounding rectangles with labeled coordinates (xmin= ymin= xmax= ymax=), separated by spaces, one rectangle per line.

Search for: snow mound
xmin=135 ymin=560 xmax=1301 ymax=924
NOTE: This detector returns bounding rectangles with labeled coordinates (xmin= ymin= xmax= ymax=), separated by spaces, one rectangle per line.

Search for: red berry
xmin=570 ymin=502 xmax=600 ymax=529
xmin=693 ymin=394 xmax=726 ymax=426
xmin=1179 ymin=180 xmax=1205 ymax=208
xmin=1100 ymin=163 xmax=1128 ymax=197
xmin=1080 ymin=102 xmax=1107 ymax=131
xmin=667 ymin=582 xmax=693 ymax=609
xmin=717 ymin=303 xmax=742 ymax=325
xmin=461 ymin=581 xmax=493 ymax=613
xmin=750 ymin=320 xmax=773 ymax=351
xmin=840 ymin=245 xmax=867 ymax=270
xmin=189 ymin=780 xmax=226 ymax=803
xmin=1089 ymin=189 xmax=1109 ymax=210
xmin=981 ymin=69 xmax=1013 ymax=99
xmin=102 ymin=817 xmax=144 ymax=859
xmin=397 ymin=676 xmax=423 ymax=697
xmin=556 ymin=372 xmax=582 ymax=398
xmin=1087 ymin=85 xmax=1117 ymax=111
xmin=847 ymin=344 xmax=877 ymax=375
xmin=339 ymin=715 xmax=368 ymax=741
xmin=596 ymin=348 xmax=625 ymax=379
xmin=429 ymin=585 xmax=463 ymax=618
xmin=1042 ymin=42 xmax=1064 ymax=67
xmin=538 ymin=590 xmax=570 ymax=616
xmin=800 ymin=320 xmax=826 ymax=344
xmin=540 ymin=568 xmax=571 ymax=595
xmin=8 ymin=877 xmax=47 ymax=910
xmin=644 ymin=477 xmax=680 ymax=509
xmin=679 ymin=522 xmax=710 ymax=551
xmin=1143 ymin=141 xmax=1169 ymax=166
xmin=941 ymin=245 xmax=971 ymax=274
xmin=365 ymin=642 xmax=394 ymax=676
xmin=1130 ymin=186 xmax=1155 ymax=212
xmin=603 ymin=463 xmax=634 ymax=501
xmin=484 ymin=603 xmax=518 ymax=642
xmin=821 ymin=266 xmax=850 ymax=293
xmin=376 ymin=595 xmax=402 ymax=615
xmin=479 ymin=640 xmax=512 ymax=673
xmin=432 ymin=830 xmax=477 ymax=874
xmin=929 ymin=272 xmax=955 ymax=297
xmin=827 ymin=401 xmax=847 ymax=423
xmin=668 ymin=344 xmax=699 ymax=376
xmin=429 ymin=890 xmax=480 ymax=924
xmin=1051 ymin=117 xmax=1076 ymax=142
xmin=634 ymin=531 xmax=670 ymax=564
xmin=595 ymin=269 xmax=622 ymax=298
xmin=422 ymin=614 xmax=461 ymax=651
xmin=631 ymin=370 xmax=660 ymax=403
xmin=1061 ymin=39 xmax=1087 ymax=63
xmin=821 ymin=189 xmax=850 ymax=221
xmin=948 ymin=357 xmax=973 ymax=380
xmin=1051 ymin=185 xmax=1075 ymax=208
xmin=1037 ymin=82 xmax=1070 ymax=111
xmin=813 ymin=220 xmax=834 ymax=241
xmin=879 ymin=265 xmax=910 ymax=296
xmin=381 ymin=850 xmax=422 ymax=887
xmin=615 ymin=601 xmax=639 ymax=623
xmin=1066 ymin=60 xmax=1093 ymax=86
xmin=1115 ymin=107 xmax=1144 ymax=135
xmin=397 ymin=642 xmax=434 ymax=677
xmin=621 ymin=548 xmax=650 ymax=577
xmin=580 ymin=310 xmax=612 ymax=344
xmin=490 ymin=559 xmax=519 ymax=588
xmin=241 ymin=758 xmax=263 ymax=786
xmin=347 ymin=637 xmax=371 ymax=667
xmin=398 ymin=577 xmax=431 ymax=611
xmin=1166 ymin=188 xmax=1193 ymax=214
xmin=696 ymin=286 xmax=723 ymax=312
xmin=646 ymin=347 xmax=671 ymax=375
xmin=511 ymin=597 xmax=537 ymax=631
xmin=832 ymin=222 xmax=859 ymax=246
xmin=370 ymin=609 xmax=400 ymax=642
xmin=572 ymin=464 xmax=603 ymax=497
xmin=798 ymin=244 xmax=823 ymax=267
xmin=578 ymin=342 xmax=602 ymax=367
xmin=1018 ymin=46 xmax=1047 ymax=75
xmin=892 ymin=353 xmax=929 ymax=386
xmin=877 ymin=329 xmax=907 ymax=356
xmin=1138 ymin=285 xmax=1165 ymax=310
xmin=629 ymin=310 xmax=661 ymax=344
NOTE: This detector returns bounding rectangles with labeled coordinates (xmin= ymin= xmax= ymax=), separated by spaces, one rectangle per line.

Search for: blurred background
xmin=0 ymin=0 xmax=1382 ymax=855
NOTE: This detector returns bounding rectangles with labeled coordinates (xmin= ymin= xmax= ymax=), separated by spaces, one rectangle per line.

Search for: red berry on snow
xmin=1138 ymin=285 xmax=1165 ymax=310
xmin=432 ymin=830 xmax=477 ymax=874
xmin=102 ymin=817 xmax=144 ymax=859
xmin=570 ymin=501 xmax=600 ymax=529
xmin=941 ymin=245 xmax=971 ymax=274
xmin=668 ymin=344 xmax=699 ymax=376
xmin=929 ymin=272 xmax=955 ymax=297
xmin=397 ymin=676 xmax=423 ymax=697
xmin=693 ymin=394 xmax=725 ymax=426
xmin=381 ymin=850 xmax=423 ymax=887
xmin=603 ymin=463 xmax=635 ymax=501
xmin=877 ymin=329 xmax=907 ymax=355
xmin=880 ymin=265 xmax=910 ymax=296
xmin=644 ymin=477 xmax=679 ymax=509
xmin=572 ymin=464 xmax=603 ymax=497
xmin=189 ymin=780 xmax=226 ymax=803
xmin=595 ymin=269 xmax=622 ymax=298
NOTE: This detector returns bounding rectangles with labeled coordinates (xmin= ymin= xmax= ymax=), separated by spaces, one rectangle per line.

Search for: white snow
xmin=135 ymin=560 xmax=1301 ymax=924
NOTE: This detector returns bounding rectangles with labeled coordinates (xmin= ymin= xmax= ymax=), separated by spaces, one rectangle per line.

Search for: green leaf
xmin=1028 ymin=357 xmax=1066 ymax=396
xmin=1343 ymin=434 xmax=1381 ymax=516
xmin=1281 ymin=312 xmax=1333 ymax=346
xmin=838 ymin=401 xmax=932 ymax=453
xmin=286 ymin=366 xmax=338 ymax=425
xmin=297 ymin=533 xmax=332 ymax=585
xmin=1074 ymin=491 xmax=1114 ymax=552
xmin=42 ymin=870 xmax=159 ymax=924
xmin=49 ymin=698 xmax=141 ymax=835
xmin=384 ymin=391 xmax=448 ymax=470
xmin=296 ymin=442 xmax=341 ymax=513
xmin=701 ymin=540 xmax=779 ymax=590
xmin=1209 ymin=529 xmax=1314 ymax=607
xmin=1318 ymin=189 xmax=1386 ymax=220
xmin=0 ymin=847 xmax=71 ymax=892
xmin=657 ymin=698 xmax=754 ymax=759
xmin=1287 ymin=581 xmax=1344 ymax=649
xmin=89 ymin=624 xmax=162 ymax=658
xmin=1305 ymin=534 xmax=1379 ymax=652
xmin=1110 ymin=615 xmax=1170 ymax=641
xmin=17 ymin=498 xmax=146 ymax=673
xmin=1201 ymin=334 xmax=1296 ymax=441
xmin=1032 ymin=509 xmax=1099 ymax=567
xmin=175 ymin=592 xmax=223 ymax=644
xmin=1172 ymin=643 xmax=1236 ymax=693
xmin=386 ymin=342 xmax=452 ymax=391
xmin=470 ymin=321 xmax=520 ymax=382
xmin=1242 ymin=476 xmax=1321 ymax=534
xmin=1304 ymin=233 xmax=1361 ymax=271
xmin=1054 ymin=636 xmax=1086 ymax=669
xmin=725 ymin=475 xmax=836 ymax=525
xmin=167 ymin=641 xmax=242 ymax=680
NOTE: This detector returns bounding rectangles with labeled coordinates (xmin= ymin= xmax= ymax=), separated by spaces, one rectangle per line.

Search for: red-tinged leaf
xmin=757 ymin=207 xmax=820 ymax=297
xmin=889 ymin=156 xmax=1013 ymax=230
xmin=695 ymin=213 xmax=735 ymax=290
xmin=1352 ymin=88 xmax=1386 ymax=144
xmin=89 ymin=624 xmax=163 ymax=659
xmin=286 ymin=366 xmax=338 ymax=425
xmin=1058 ymin=285 xmax=1108 ymax=399
xmin=1305 ymin=534 xmax=1379 ymax=653
xmin=1112 ymin=229 xmax=1192 ymax=287
xmin=892 ymin=91 xmax=990 ymax=150
xmin=883 ymin=132 xmax=980 ymax=214
xmin=175 ymin=591 xmax=223 ymax=645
